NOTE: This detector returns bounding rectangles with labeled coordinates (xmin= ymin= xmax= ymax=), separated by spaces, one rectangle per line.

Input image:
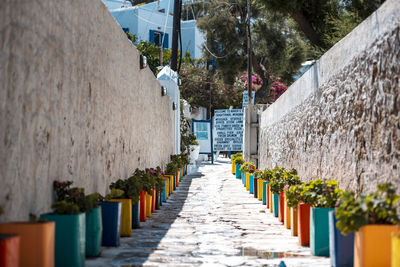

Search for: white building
xmin=102 ymin=0 xmax=205 ymax=58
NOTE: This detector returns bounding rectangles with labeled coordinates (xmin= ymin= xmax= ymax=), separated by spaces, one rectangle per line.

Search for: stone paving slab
xmin=87 ymin=158 xmax=330 ymax=267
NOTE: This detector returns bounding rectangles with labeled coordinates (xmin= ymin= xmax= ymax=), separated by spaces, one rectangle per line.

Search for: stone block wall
xmin=0 ymin=0 xmax=175 ymax=221
xmin=259 ymin=0 xmax=400 ymax=194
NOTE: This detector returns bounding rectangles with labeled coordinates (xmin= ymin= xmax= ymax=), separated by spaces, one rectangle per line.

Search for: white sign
xmin=242 ymin=91 xmax=255 ymax=108
xmin=193 ymin=120 xmax=212 ymax=154
xmin=213 ymin=109 xmax=243 ymax=151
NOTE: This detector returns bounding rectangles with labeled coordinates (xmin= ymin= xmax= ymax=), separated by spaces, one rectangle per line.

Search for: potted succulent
xmin=335 ymin=183 xmax=399 ymax=267
xmin=180 ymin=153 xmax=189 ymax=181
xmin=170 ymin=154 xmax=182 ymax=187
xmin=260 ymin=170 xmax=273 ymax=209
xmin=306 ymin=179 xmax=342 ymax=256
xmin=297 ymin=182 xmax=313 ymax=246
xmin=234 ymin=155 xmax=244 ymax=179
xmin=40 ymin=181 xmax=88 ymax=267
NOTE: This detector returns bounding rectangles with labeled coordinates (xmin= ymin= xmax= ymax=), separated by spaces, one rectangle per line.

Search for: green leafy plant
xmin=234 ymin=156 xmax=244 ymax=165
xmin=240 ymin=162 xmax=256 ymax=173
xmin=254 ymin=169 xmax=263 ymax=179
xmin=105 ymin=189 xmax=125 ymax=201
xmin=285 ymin=183 xmax=305 ymax=208
xmin=165 ymin=162 xmax=179 ymax=175
xmin=300 ymin=179 xmax=342 ymax=207
xmin=269 ymin=167 xmax=286 ymax=194
xmin=52 ymin=181 xmax=102 ymax=214
xmin=231 ymin=153 xmax=242 ymax=163
xmin=336 ymin=183 xmax=400 ymax=235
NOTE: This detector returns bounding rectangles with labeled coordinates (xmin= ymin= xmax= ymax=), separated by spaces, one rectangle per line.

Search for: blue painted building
xmin=102 ymin=0 xmax=204 ymax=58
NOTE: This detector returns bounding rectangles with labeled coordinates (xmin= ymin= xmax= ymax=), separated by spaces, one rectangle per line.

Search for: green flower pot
xmin=273 ymin=194 xmax=279 ymax=217
xmin=41 ymin=213 xmax=85 ymax=267
xmin=86 ymin=206 xmax=102 ymax=257
xmin=310 ymin=207 xmax=334 ymax=256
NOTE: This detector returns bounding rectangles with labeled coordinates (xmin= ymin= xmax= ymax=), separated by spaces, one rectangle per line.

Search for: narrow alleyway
xmin=87 ymin=158 xmax=330 ymax=267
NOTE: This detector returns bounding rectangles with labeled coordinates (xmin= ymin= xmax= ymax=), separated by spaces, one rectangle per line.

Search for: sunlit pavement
xmin=87 ymin=158 xmax=330 ymax=267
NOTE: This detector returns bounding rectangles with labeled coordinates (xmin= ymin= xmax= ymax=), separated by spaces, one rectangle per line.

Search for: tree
xmin=196 ymin=0 xmax=307 ymax=102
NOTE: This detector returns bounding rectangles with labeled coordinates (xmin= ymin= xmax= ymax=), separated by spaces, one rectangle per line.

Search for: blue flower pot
xmin=262 ymin=181 xmax=268 ymax=205
xmin=273 ymin=194 xmax=279 ymax=217
xmin=310 ymin=207 xmax=334 ymax=256
xmin=162 ymin=180 xmax=167 ymax=202
xmin=236 ymin=164 xmax=242 ymax=178
xmin=86 ymin=206 xmax=103 ymax=257
xmin=100 ymin=202 xmax=121 ymax=247
xmin=242 ymin=172 xmax=246 ymax=187
xmin=329 ymin=211 xmax=354 ymax=267
xmin=249 ymin=175 xmax=254 ymax=194
xmin=132 ymin=201 xmax=140 ymax=229
xmin=173 ymin=175 xmax=176 ymax=190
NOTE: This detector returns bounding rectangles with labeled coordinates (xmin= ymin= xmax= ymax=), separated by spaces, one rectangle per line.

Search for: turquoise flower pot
xmin=236 ymin=164 xmax=242 ymax=178
xmin=262 ymin=181 xmax=268 ymax=205
xmin=249 ymin=174 xmax=254 ymax=194
xmin=273 ymin=194 xmax=279 ymax=217
xmin=40 ymin=212 xmax=85 ymax=267
xmin=86 ymin=206 xmax=103 ymax=257
xmin=310 ymin=207 xmax=334 ymax=256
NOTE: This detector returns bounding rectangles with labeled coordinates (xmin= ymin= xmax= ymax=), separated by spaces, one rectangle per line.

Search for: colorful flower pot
xmin=392 ymin=230 xmax=400 ymax=267
xmin=180 ymin=167 xmax=184 ymax=181
xmin=258 ymin=179 xmax=263 ymax=201
xmin=354 ymin=225 xmax=397 ymax=267
xmin=40 ymin=213 xmax=85 ymax=267
xmin=278 ymin=192 xmax=285 ymax=223
xmin=151 ymin=189 xmax=156 ymax=213
xmin=161 ymin=178 xmax=168 ymax=202
xmin=139 ymin=190 xmax=147 ymax=222
xmin=273 ymin=193 xmax=279 ymax=217
xmin=262 ymin=181 xmax=267 ymax=205
xmin=155 ymin=190 xmax=161 ymax=210
xmin=249 ymin=174 xmax=254 ymax=194
xmin=0 ymin=222 xmax=54 ymax=267
xmin=329 ymin=211 xmax=354 ymax=267
xmin=86 ymin=206 xmax=103 ymax=257
xmin=132 ymin=201 xmax=140 ymax=229
xmin=290 ymin=207 xmax=298 ymax=236
xmin=176 ymin=170 xmax=180 ymax=186
xmin=0 ymin=234 xmax=20 ymax=267
xmin=232 ymin=162 xmax=236 ymax=174
xmin=284 ymin=196 xmax=291 ymax=229
xmin=100 ymin=201 xmax=121 ymax=246
xmin=108 ymin=198 xmax=132 ymax=237
xmin=242 ymin=172 xmax=246 ymax=186
xmin=269 ymin=186 xmax=273 ymax=213
xmin=253 ymin=177 xmax=258 ymax=198
xmin=298 ymin=203 xmax=311 ymax=246
xmin=310 ymin=207 xmax=333 ymax=256
xmin=236 ymin=164 xmax=241 ymax=178
xmin=146 ymin=192 xmax=152 ymax=217
xmin=246 ymin=173 xmax=250 ymax=191
xmin=173 ymin=175 xmax=176 ymax=191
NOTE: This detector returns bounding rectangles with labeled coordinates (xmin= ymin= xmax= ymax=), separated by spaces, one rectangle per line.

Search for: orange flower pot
xmin=284 ymin=196 xmax=291 ymax=229
xmin=0 ymin=222 xmax=55 ymax=267
xmin=176 ymin=170 xmax=180 ymax=186
xmin=290 ymin=207 xmax=298 ymax=236
xmin=0 ymin=234 xmax=20 ymax=267
xmin=298 ymin=203 xmax=311 ymax=246
xmin=266 ymin=184 xmax=270 ymax=209
xmin=354 ymin=225 xmax=397 ymax=267
xmin=278 ymin=192 xmax=285 ymax=223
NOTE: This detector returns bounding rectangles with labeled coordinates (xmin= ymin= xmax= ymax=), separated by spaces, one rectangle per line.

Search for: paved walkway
xmin=87 ymin=158 xmax=330 ymax=267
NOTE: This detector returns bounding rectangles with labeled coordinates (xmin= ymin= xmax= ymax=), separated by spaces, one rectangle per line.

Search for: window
xmin=149 ymin=30 xmax=169 ymax=48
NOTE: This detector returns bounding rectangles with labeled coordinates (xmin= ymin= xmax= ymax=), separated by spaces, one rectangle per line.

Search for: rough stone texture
xmin=259 ymin=0 xmax=400 ymax=194
xmin=87 ymin=158 xmax=330 ymax=266
xmin=0 ymin=0 xmax=174 ymax=221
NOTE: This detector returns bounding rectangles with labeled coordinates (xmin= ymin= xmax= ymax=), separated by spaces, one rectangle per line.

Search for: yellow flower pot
xmin=145 ymin=192 xmax=152 ymax=217
xmin=392 ymin=230 xmax=400 ymax=267
xmin=269 ymin=186 xmax=273 ymax=213
xmin=232 ymin=163 xmax=236 ymax=174
xmin=284 ymin=198 xmax=291 ymax=229
xmin=258 ymin=179 xmax=263 ymax=200
xmin=165 ymin=178 xmax=170 ymax=198
xmin=246 ymin=173 xmax=250 ymax=191
xmin=170 ymin=175 xmax=174 ymax=194
xmin=290 ymin=207 xmax=298 ymax=236
xmin=354 ymin=225 xmax=397 ymax=267
xmin=108 ymin=198 xmax=132 ymax=237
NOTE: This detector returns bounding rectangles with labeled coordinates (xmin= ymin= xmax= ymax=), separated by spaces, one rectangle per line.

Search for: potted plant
xmin=101 ymin=189 xmax=122 ymax=246
xmin=138 ymin=169 xmax=156 ymax=218
xmin=125 ymin=169 xmax=143 ymax=228
xmin=231 ymin=153 xmax=241 ymax=175
xmin=234 ymin=156 xmax=244 ymax=179
xmin=170 ymin=154 xmax=183 ymax=187
xmin=180 ymin=153 xmax=189 ymax=181
xmin=260 ymin=170 xmax=273 ymax=209
xmin=40 ymin=181 xmax=87 ymax=267
xmin=240 ymin=162 xmax=256 ymax=192
xmin=269 ymin=167 xmax=286 ymax=219
xmin=165 ymin=162 xmax=178 ymax=194
xmin=285 ymin=183 xmax=302 ymax=236
xmin=307 ymin=179 xmax=342 ymax=256
xmin=282 ymin=172 xmax=302 ymax=230
xmin=296 ymin=182 xmax=312 ymax=246
xmin=335 ymin=183 xmax=399 ymax=267
xmin=254 ymin=170 xmax=263 ymax=201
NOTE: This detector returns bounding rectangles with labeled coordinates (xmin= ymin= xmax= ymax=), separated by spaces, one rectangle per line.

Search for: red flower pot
xmin=298 ymin=203 xmax=311 ymax=246
xmin=151 ymin=188 xmax=156 ymax=213
xmin=278 ymin=191 xmax=285 ymax=223
xmin=139 ymin=190 xmax=146 ymax=222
